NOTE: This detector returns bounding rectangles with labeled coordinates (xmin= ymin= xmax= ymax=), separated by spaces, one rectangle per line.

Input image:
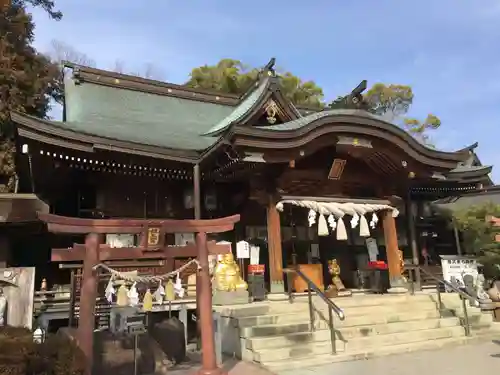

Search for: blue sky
xmin=29 ymin=0 xmax=500 ymax=181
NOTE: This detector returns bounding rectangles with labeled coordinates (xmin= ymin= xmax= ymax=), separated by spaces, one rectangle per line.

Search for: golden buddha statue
xmin=213 ymin=253 xmax=248 ymax=292
xmin=398 ymin=250 xmax=407 ymax=281
xmin=327 ymin=259 xmax=346 ymax=293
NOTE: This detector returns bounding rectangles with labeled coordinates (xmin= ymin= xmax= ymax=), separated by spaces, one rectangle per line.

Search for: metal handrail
xmin=407 ymin=265 xmax=480 ymax=336
xmin=283 ymin=267 xmax=345 ymax=354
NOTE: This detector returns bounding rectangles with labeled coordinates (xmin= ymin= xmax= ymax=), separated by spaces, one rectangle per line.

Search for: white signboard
xmin=236 ymin=240 xmax=250 ymax=259
xmin=440 ymin=255 xmax=478 ymax=290
xmin=250 ymin=246 xmax=260 ymax=265
xmin=365 ymin=237 xmax=379 ymax=261
xmin=106 ymin=234 xmax=135 ymax=248
xmin=175 ymin=233 xmax=195 ymax=246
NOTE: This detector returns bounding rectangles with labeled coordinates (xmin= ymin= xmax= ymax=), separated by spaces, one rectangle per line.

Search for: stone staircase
xmin=216 ymin=293 xmax=500 ymax=372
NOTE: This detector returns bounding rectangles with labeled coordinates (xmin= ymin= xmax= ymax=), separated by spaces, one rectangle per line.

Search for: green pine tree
xmin=452 ymin=203 xmax=500 ymax=279
xmin=0 ymin=1 xmax=61 ymax=191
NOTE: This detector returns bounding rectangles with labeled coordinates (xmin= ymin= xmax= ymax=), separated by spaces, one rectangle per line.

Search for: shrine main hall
xmin=5 ymin=59 xmax=492 ymax=294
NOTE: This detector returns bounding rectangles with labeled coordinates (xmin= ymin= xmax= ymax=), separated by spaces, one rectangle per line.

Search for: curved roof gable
xmin=231 ymin=109 xmax=478 ymax=169
xmin=202 ymin=59 xmax=302 ymax=137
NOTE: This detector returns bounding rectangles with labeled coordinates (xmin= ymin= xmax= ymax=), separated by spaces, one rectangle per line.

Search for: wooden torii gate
xmin=38 ymin=212 xmax=240 ymax=375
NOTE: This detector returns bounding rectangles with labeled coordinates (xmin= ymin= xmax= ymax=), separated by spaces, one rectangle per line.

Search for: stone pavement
xmin=277 ymin=340 xmax=500 ymax=375
xmin=167 ymin=353 xmax=276 ymax=375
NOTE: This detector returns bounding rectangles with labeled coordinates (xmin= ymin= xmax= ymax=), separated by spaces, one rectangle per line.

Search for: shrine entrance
xmin=37 ymin=212 xmax=240 ymax=375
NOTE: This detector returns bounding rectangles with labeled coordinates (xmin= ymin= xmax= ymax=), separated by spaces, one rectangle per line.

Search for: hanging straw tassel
xmin=128 ymin=282 xmax=139 ymax=306
xmin=318 ymin=214 xmax=329 ymax=236
xmin=359 ymin=215 xmax=370 ymax=237
xmin=370 ymin=212 xmax=378 ymax=229
xmin=328 ymin=214 xmax=337 ymax=230
xmin=142 ymin=289 xmax=153 ymax=312
xmin=116 ymin=284 xmax=129 ymax=307
xmin=350 ymin=213 xmax=359 ymax=228
xmin=336 ymin=217 xmax=348 ymax=240
xmin=104 ymin=277 xmax=116 ymax=303
xmin=165 ymin=279 xmax=176 ymax=301
xmin=308 ymin=209 xmax=317 ymax=227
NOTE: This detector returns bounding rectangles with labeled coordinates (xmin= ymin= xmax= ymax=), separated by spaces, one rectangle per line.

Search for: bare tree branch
xmin=113 ymin=59 xmax=125 ymax=74
xmin=47 ymin=39 xmax=96 ymax=67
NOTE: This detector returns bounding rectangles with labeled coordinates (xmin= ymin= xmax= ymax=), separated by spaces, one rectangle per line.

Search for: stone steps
xmin=254 ymin=325 xmax=467 ymax=363
xmin=245 ymin=316 xmax=461 ymax=350
xmin=237 ymin=300 xmax=439 ymax=329
xmin=218 ymin=294 xmax=434 ymax=318
xmin=240 ymin=309 xmax=449 ymax=337
xmin=218 ymin=293 xmax=499 ymax=372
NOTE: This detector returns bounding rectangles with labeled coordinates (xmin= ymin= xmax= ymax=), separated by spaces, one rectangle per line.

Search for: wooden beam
xmin=38 ymin=212 xmax=240 ymax=234
xmin=51 ymin=241 xmax=231 ymax=262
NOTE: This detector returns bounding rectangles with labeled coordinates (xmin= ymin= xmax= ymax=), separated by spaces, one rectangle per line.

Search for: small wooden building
xmin=7 ymin=59 xmax=493 ymax=292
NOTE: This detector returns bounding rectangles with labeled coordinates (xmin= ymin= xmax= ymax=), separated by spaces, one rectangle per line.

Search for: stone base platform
xmin=213 ymin=290 xmax=250 ymax=306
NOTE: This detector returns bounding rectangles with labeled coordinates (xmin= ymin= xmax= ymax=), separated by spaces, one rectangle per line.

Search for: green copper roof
xmin=64 ymin=75 xmax=234 ymax=150
xmin=202 ymin=77 xmax=271 ymax=136
xmin=433 ymin=187 xmax=500 ymax=213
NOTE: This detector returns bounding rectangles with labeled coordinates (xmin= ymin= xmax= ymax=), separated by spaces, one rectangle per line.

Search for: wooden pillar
xmin=193 ymin=164 xmax=201 ymax=220
xmin=406 ymin=197 xmax=421 ymax=289
xmin=195 ymin=231 xmax=225 ymax=375
xmin=382 ymin=210 xmax=406 ymax=291
xmin=78 ymin=233 xmax=101 ymax=375
xmin=0 ymin=0 xmax=10 ymax=11
xmin=267 ymin=196 xmax=284 ymax=294
xmin=0 ymin=236 xmax=10 ymax=268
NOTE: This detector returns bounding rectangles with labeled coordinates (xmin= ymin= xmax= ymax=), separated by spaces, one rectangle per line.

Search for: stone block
xmin=213 ymin=289 xmax=249 ymax=305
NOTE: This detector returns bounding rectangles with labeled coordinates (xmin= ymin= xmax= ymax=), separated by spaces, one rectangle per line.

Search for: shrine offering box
xmin=247 ymin=264 xmax=266 ymax=301
xmin=289 ymin=264 xmax=324 ymax=293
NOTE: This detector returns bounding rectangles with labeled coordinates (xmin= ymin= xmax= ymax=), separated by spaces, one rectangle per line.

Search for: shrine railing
xmin=284 ymin=267 xmax=345 ymax=355
xmin=407 ymin=265 xmax=481 ymax=337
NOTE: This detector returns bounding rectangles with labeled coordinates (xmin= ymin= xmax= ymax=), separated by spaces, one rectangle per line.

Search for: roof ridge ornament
xmin=328 ymin=80 xmax=370 ymax=111
xmin=260 ymin=57 xmax=277 ymax=78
